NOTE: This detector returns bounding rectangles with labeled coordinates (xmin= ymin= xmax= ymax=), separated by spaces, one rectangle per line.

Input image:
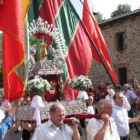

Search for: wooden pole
xmin=82 ymin=23 xmax=116 ymax=86
xmin=78 ymin=0 xmax=116 ymax=86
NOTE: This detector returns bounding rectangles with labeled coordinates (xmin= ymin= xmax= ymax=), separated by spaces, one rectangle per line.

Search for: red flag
xmin=0 ymin=1 xmax=25 ymax=101
xmin=82 ymin=0 xmax=119 ymax=84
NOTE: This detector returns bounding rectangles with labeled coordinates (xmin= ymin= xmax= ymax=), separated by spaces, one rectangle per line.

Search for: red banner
xmin=0 ymin=0 xmax=25 ymax=101
xmin=82 ymin=0 xmax=119 ymax=84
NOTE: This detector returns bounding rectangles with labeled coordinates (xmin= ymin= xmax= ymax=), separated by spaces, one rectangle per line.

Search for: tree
xmin=111 ymin=4 xmax=132 ymax=18
xmin=96 ymin=12 xmax=104 ymax=23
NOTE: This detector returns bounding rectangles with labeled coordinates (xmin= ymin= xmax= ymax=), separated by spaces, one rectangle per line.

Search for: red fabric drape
xmin=82 ymin=0 xmax=119 ymax=84
xmin=0 ymin=1 xmax=25 ymax=101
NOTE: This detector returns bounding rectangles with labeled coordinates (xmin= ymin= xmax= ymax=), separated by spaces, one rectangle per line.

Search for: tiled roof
xmin=99 ymin=9 xmax=140 ymax=26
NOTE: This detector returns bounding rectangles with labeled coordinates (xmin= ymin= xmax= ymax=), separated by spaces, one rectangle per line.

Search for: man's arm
xmin=134 ymin=78 xmax=140 ymax=89
xmin=22 ymin=122 xmax=36 ymax=131
xmin=69 ymin=124 xmax=80 ymax=140
xmin=123 ymin=95 xmax=131 ymax=111
xmin=8 ymin=100 xmax=18 ymax=117
xmin=73 ymin=125 xmax=80 ymax=140
xmin=6 ymin=122 xmax=20 ymax=134
xmin=129 ymin=116 xmax=140 ymax=123
xmin=94 ymin=114 xmax=110 ymax=140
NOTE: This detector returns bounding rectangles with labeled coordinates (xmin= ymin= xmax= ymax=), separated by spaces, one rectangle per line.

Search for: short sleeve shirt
xmin=0 ymin=114 xmax=15 ymax=140
xmin=32 ymin=119 xmax=73 ymax=140
xmin=86 ymin=118 xmax=120 ymax=140
xmin=111 ymin=105 xmax=129 ymax=137
xmin=122 ymin=90 xmax=137 ymax=103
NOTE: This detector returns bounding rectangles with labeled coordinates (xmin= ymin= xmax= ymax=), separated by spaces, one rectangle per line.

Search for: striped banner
xmin=28 ymin=0 xmax=93 ymax=99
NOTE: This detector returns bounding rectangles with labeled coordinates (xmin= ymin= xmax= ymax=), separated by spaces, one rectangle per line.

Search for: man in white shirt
xmin=86 ymin=99 xmax=120 ymax=140
xmin=32 ymin=103 xmax=80 ymax=140
xmin=112 ymin=92 xmax=140 ymax=140
xmin=114 ymin=85 xmax=131 ymax=111
xmin=122 ymin=84 xmax=137 ymax=120
xmin=122 ymin=84 xmax=137 ymax=104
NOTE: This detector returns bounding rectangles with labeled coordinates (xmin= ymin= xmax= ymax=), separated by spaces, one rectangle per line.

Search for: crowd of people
xmin=77 ymin=79 xmax=140 ymax=140
xmin=0 ymin=79 xmax=140 ymax=140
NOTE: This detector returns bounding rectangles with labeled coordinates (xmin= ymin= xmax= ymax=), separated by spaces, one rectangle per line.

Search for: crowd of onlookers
xmin=76 ymin=78 xmax=140 ymax=140
xmin=0 ymin=78 xmax=140 ymax=140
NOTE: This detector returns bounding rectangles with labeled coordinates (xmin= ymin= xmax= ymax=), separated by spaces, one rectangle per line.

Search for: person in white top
xmin=105 ymin=86 xmax=131 ymax=111
xmin=122 ymin=84 xmax=137 ymax=124
xmin=77 ymin=90 xmax=88 ymax=100
xmin=105 ymin=89 xmax=115 ymax=106
xmin=114 ymin=85 xmax=131 ymax=111
xmin=32 ymin=103 xmax=80 ymax=140
xmin=86 ymin=99 xmax=120 ymax=140
xmin=84 ymin=96 xmax=95 ymax=139
xmin=85 ymin=96 xmax=95 ymax=123
xmin=112 ymin=92 xmax=140 ymax=140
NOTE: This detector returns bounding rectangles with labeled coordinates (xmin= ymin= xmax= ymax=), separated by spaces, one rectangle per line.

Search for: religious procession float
xmin=15 ymin=17 xmax=101 ymax=125
xmin=0 ymin=0 xmax=118 ymax=126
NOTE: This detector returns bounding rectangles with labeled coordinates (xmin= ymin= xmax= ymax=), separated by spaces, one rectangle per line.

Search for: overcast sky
xmin=89 ymin=0 xmax=140 ymax=19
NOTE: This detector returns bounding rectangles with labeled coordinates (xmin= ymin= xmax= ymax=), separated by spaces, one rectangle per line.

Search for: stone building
xmin=89 ymin=9 xmax=140 ymax=87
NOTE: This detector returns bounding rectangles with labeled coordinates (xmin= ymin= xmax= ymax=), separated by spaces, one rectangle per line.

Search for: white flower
xmin=27 ymin=75 xmax=51 ymax=97
xmin=69 ymin=75 xmax=92 ymax=90
xmin=37 ymin=83 xmax=44 ymax=89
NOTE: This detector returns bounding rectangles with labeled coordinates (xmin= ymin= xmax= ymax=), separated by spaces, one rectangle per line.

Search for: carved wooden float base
xmin=16 ymin=100 xmax=86 ymax=121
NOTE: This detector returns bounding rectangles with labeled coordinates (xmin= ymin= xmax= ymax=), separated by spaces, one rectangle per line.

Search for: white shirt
xmin=111 ymin=105 xmax=129 ymax=137
xmin=85 ymin=106 xmax=95 ymax=122
xmin=32 ymin=119 xmax=73 ymax=140
xmin=86 ymin=118 xmax=120 ymax=140
xmin=77 ymin=90 xmax=88 ymax=100
xmin=122 ymin=89 xmax=137 ymax=103
xmin=123 ymin=95 xmax=131 ymax=111
xmin=105 ymin=94 xmax=131 ymax=111
xmin=105 ymin=95 xmax=114 ymax=106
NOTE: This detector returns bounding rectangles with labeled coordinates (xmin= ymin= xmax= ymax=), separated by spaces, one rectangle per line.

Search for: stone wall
xmin=88 ymin=15 xmax=140 ymax=87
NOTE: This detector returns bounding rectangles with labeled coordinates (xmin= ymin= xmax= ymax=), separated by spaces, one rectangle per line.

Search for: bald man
xmin=32 ymin=103 xmax=80 ymax=140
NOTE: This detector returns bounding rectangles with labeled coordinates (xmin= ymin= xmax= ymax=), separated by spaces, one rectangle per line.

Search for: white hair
xmin=97 ymin=99 xmax=110 ymax=111
xmin=123 ymin=84 xmax=129 ymax=87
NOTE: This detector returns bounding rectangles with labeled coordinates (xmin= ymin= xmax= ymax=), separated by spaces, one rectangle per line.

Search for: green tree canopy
xmin=111 ymin=4 xmax=132 ymax=18
xmin=96 ymin=12 xmax=105 ymax=23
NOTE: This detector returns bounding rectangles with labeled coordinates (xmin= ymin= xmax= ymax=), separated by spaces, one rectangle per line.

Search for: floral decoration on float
xmin=27 ymin=75 xmax=51 ymax=126
xmin=69 ymin=75 xmax=92 ymax=90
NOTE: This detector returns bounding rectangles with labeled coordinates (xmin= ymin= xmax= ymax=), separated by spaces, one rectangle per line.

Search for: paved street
xmin=3 ymin=125 xmax=140 ymax=140
xmin=129 ymin=124 xmax=140 ymax=140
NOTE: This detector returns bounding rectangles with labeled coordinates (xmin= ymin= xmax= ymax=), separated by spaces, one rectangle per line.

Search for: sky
xmin=70 ymin=0 xmax=140 ymax=19
xmin=89 ymin=0 xmax=140 ymax=19
xmin=0 ymin=0 xmax=140 ymax=33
